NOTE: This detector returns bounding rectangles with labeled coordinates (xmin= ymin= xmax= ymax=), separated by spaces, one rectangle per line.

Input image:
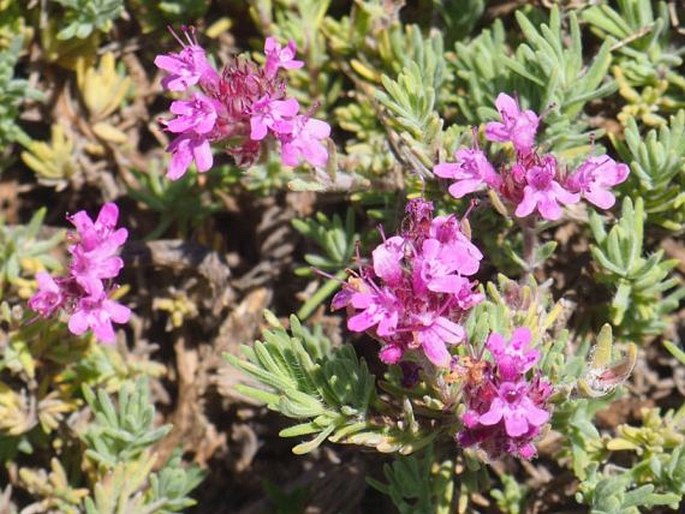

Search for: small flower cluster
xmin=28 ymin=203 xmax=131 ymax=343
xmin=434 ymin=93 xmax=629 ymax=220
xmin=332 ymin=199 xmax=483 ymax=368
xmin=457 ymin=327 xmax=552 ymax=459
xmin=155 ymin=28 xmax=331 ymax=179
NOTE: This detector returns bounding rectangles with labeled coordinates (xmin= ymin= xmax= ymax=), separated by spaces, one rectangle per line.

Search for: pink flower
xmin=413 ymin=238 xmax=471 ymax=295
xmin=249 ymin=97 xmax=300 ymax=140
xmin=279 ymin=115 xmax=331 ymax=167
xmin=70 ymin=246 xmax=124 ymax=296
xmin=68 ymin=292 xmax=131 ymax=344
xmin=28 ymin=272 xmax=64 ymax=317
xmin=428 ymin=216 xmax=483 ymax=277
xmin=434 ymin=148 xmax=501 ymax=198
xmin=166 ymin=93 xmax=219 ymax=135
xmin=154 ymin=27 xmax=219 ymax=92
xmin=160 ymin=93 xmax=221 ymax=180
xmin=515 ymin=155 xmax=579 ymax=220
xmin=449 ymin=277 xmax=485 ymax=311
xmin=566 ymin=155 xmax=629 ymax=209
xmin=371 ymin=236 xmax=405 ymax=286
xmin=68 ymin=203 xmax=128 ymax=295
xmin=457 ymin=337 xmax=553 ymax=459
xmin=477 ymin=380 xmax=550 ymax=437
xmin=264 ymin=37 xmax=304 ymax=77
xmin=441 ymin=92 xmax=632 ymax=219
xmin=28 ymin=202 xmax=130 ymax=344
xmin=414 ymin=315 xmax=465 ymax=367
xmin=332 ymin=199 xmax=482 ymax=368
xmin=344 ymin=284 xmax=400 ymax=337
xmin=487 ymin=327 xmax=540 ymax=381
xmin=68 ymin=203 xmax=127 ymax=254
xmin=485 ymin=93 xmax=540 ymax=154
xmin=155 ymin=31 xmax=329 ymax=175
xmin=166 ymin=133 xmax=213 ymax=180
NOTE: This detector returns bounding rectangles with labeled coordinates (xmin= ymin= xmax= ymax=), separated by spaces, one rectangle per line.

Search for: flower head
xmin=433 ymin=92 xmax=631 ymax=220
xmin=156 ymin=31 xmax=329 ymax=179
xmin=28 ymin=203 xmax=130 ymax=344
xmin=333 ymin=199 xmax=482 ymax=368
xmin=457 ymin=326 xmax=553 ymax=460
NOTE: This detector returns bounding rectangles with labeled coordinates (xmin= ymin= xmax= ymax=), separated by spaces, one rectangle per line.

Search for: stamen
xmin=185 ymin=25 xmax=198 ymax=46
xmin=471 ymin=125 xmax=480 ymax=149
xmin=167 ymin=25 xmax=185 ymax=47
xmin=463 ymin=198 xmax=479 ymax=220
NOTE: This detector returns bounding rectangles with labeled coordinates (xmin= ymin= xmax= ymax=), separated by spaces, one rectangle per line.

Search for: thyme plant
xmin=2 ymin=1 xmax=684 ymax=512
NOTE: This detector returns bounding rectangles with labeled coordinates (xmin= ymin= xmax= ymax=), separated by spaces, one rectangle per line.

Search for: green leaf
xmin=224 ymin=313 xmax=377 ymax=454
xmin=53 ymin=0 xmax=124 ymax=40
xmin=591 ymin=197 xmax=684 ymax=336
xmin=81 ymin=378 xmax=172 ymax=467
xmin=663 ymin=341 xmax=685 ymax=365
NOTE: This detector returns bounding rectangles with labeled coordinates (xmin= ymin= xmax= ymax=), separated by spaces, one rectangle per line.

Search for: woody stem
xmin=521 ymin=218 xmax=538 ymax=280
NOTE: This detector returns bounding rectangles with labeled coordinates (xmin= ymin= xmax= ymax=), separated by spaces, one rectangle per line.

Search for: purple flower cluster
xmin=457 ymin=327 xmax=552 ymax=459
xmin=434 ymin=93 xmax=629 ymax=220
xmin=155 ymin=28 xmax=331 ymax=179
xmin=332 ymin=199 xmax=483 ymax=368
xmin=28 ymin=203 xmax=130 ymax=343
